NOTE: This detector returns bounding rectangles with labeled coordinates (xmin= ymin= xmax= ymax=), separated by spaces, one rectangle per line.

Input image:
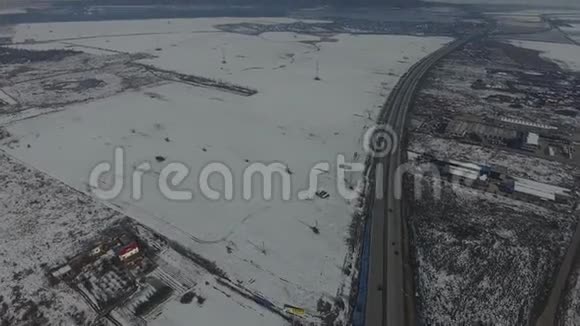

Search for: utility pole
xmin=314 ymin=59 xmax=321 ymax=81
xmin=221 ymin=48 xmax=227 ymax=64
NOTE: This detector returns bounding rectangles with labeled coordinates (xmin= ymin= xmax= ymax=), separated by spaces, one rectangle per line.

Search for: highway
xmin=363 ymin=33 xmax=483 ymax=326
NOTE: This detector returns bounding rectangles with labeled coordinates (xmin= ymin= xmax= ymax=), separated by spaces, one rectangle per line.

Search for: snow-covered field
xmin=148 ymin=249 xmax=287 ymax=326
xmin=0 ymin=151 xmax=124 ymax=325
xmin=0 ymin=17 xmax=451 ymax=324
xmin=155 ymin=292 xmax=284 ymax=326
xmin=426 ymin=0 xmax=580 ymax=7
xmin=491 ymin=12 xmax=548 ymax=30
xmin=0 ymin=8 xmax=26 ymax=15
xmin=509 ymin=40 xmax=580 ymax=71
xmin=561 ymin=23 xmax=580 ymax=43
xmin=7 ymin=17 xmax=308 ymax=44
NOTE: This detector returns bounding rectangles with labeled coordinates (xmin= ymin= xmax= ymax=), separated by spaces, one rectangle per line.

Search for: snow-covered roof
xmin=52 ymin=265 xmax=72 ymax=278
xmin=514 ymin=177 xmax=571 ymax=201
xmin=407 ymin=151 xmax=421 ymax=160
xmin=514 ymin=183 xmax=555 ymax=200
xmin=526 ymin=132 xmax=539 ymax=146
xmin=514 ymin=178 xmax=570 ymax=196
xmin=448 ymin=166 xmax=480 ymax=180
xmin=448 ymin=159 xmax=482 ymax=172
xmin=500 ymin=117 xmax=558 ymax=130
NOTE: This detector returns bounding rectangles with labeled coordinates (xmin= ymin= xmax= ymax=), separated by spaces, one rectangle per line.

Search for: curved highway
xmin=364 ymin=32 xmax=484 ymax=326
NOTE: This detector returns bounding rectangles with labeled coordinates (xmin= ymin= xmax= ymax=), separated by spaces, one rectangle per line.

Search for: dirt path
xmin=535 ymin=203 xmax=580 ymax=326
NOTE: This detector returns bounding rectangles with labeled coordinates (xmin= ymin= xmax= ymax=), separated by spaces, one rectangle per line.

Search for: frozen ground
xmin=490 ymin=12 xmax=549 ymax=32
xmin=409 ymin=133 xmax=577 ymax=188
xmin=561 ymin=24 xmax=580 ymax=45
xmin=0 ymin=150 xmax=124 ymax=325
xmin=509 ymin=40 xmax=580 ymax=72
xmin=0 ymin=8 xmax=25 ymax=15
xmin=155 ymin=291 xmax=283 ymax=326
xmin=426 ymin=0 xmax=580 ymax=7
xmin=407 ymin=31 xmax=580 ymax=325
xmin=559 ymin=210 xmax=580 ymax=326
xmin=147 ymin=248 xmax=287 ymax=326
xmin=0 ymin=17 xmax=451 ymax=324
xmin=415 ymin=39 xmax=580 ymax=132
xmin=5 ymin=17 xmax=313 ymax=44
xmin=559 ymin=261 xmax=580 ymax=325
xmin=409 ymin=180 xmax=576 ymax=325
xmin=0 ymin=49 xmax=161 ymax=115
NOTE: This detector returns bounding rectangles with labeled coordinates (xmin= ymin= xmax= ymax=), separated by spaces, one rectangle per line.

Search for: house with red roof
xmin=118 ymin=241 xmax=140 ymax=262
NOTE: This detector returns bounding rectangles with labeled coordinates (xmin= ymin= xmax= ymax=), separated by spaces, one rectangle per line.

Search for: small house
xmin=118 ymin=242 xmax=140 ymax=262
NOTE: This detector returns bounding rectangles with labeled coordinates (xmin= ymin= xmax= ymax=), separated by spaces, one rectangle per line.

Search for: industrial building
xmin=512 ymin=178 xmax=571 ymax=202
xmin=522 ymin=132 xmax=540 ymax=151
xmin=499 ymin=117 xmax=558 ymax=131
xmin=446 ymin=119 xmax=519 ymax=146
xmin=434 ymin=158 xmax=572 ymax=204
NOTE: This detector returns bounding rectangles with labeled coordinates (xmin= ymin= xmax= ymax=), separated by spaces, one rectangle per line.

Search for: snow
xmin=0 ymin=89 xmax=17 ymax=105
xmin=448 ymin=159 xmax=482 ymax=172
xmin=514 ymin=182 xmax=556 ymax=201
xmin=520 ymin=10 xmax=580 ymax=17
xmin=562 ymin=278 xmax=580 ymax=325
xmin=52 ymin=265 xmax=72 ymax=278
xmin=509 ymin=40 xmax=580 ymax=72
xmin=562 ymin=23 xmax=580 ymax=43
xmin=8 ymin=41 xmax=117 ymax=55
xmin=409 ymin=179 xmax=576 ymax=325
xmin=560 ymin=219 xmax=580 ymax=326
xmin=514 ymin=177 xmax=571 ymax=199
xmin=9 ymin=17 xmax=317 ymax=44
xmin=490 ymin=12 xmax=549 ymax=30
xmin=110 ymin=243 xmax=288 ymax=326
xmin=0 ymin=150 xmax=123 ymax=324
xmin=448 ymin=166 xmax=479 ymax=180
xmin=409 ymin=133 xmax=576 ymax=187
xmin=260 ymin=32 xmax=321 ymax=42
xmin=0 ymin=8 xmax=25 ymax=15
xmin=526 ymin=132 xmax=539 ymax=146
xmin=426 ymin=0 xmax=580 ymax=7
xmin=152 ymin=276 xmax=285 ymax=326
xmin=0 ymin=17 xmax=452 ymax=323
xmin=500 ymin=117 xmax=558 ymax=130
xmin=562 ymin=24 xmax=580 ymax=34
